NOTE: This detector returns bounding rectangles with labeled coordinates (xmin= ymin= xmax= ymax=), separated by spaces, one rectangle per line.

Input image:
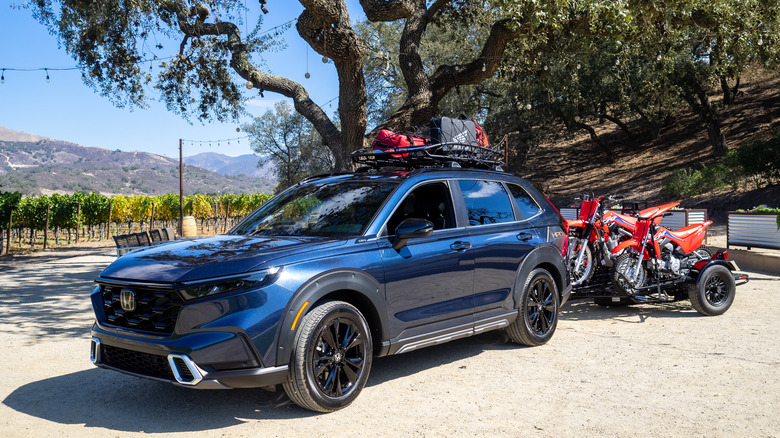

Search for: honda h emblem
xmin=120 ymin=289 xmax=136 ymax=312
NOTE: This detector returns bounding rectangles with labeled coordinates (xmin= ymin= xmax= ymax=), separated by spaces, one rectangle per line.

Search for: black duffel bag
xmin=429 ymin=116 xmax=478 ymax=146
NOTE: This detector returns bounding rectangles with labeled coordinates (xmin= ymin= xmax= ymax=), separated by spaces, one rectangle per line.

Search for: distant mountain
xmin=0 ymin=126 xmax=49 ymax=143
xmin=0 ymin=126 xmax=276 ymax=197
xmin=184 ymin=152 xmax=274 ymax=178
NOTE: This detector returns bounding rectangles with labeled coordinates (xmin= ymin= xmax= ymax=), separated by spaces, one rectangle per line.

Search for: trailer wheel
xmin=688 ymin=265 xmax=735 ymax=316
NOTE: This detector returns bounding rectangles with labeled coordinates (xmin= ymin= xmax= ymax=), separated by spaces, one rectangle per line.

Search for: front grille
xmin=101 ymin=344 xmax=174 ymax=380
xmin=100 ymin=284 xmax=183 ymax=334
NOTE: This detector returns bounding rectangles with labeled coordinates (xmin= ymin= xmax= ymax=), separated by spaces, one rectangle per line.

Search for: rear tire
xmin=506 ymin=268 xmax=560 ymax=346
xmin=283 ymin=301 xmax=372 ymax=412
xmin=688 ymin=265 xmax=735 ymax=316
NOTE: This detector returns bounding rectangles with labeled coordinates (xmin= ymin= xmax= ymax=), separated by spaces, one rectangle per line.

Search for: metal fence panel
xmin=728 ymin=213 xmax=780 ymax=250
xmin=559 ymin=208 xmax=578 ymax=221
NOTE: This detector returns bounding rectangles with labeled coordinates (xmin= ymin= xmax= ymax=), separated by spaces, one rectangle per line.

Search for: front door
xmin=379 ymin=181 xmax=475 ymax=344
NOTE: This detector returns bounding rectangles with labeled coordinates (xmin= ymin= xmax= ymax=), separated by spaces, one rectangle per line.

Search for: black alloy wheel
xmin=704 ymin=274 xmax=729 ymax=306
xmin=506 ymin=268 xmax=560 ymax=346
xmin=311 ymin=317 xmax=367 ymax=398
xmin=283 ymin=301 xmax=373 ymax=412
xmin=688 ymin=265 xmax=736 ymax=316
xmin=526 ymin=276 xmax=556 ymax=337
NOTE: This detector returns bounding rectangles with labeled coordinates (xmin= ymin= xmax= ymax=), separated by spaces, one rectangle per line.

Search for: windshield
xmin=232 ymin=180 xmax=398 ymax=237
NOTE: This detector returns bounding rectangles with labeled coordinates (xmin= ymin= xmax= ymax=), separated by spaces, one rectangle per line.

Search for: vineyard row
xmin=0 ymin=191 xmax=271 ymax=254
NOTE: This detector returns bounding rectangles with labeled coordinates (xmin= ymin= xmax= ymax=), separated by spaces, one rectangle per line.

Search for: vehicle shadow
xmin=0 ymin=255 xmax=112 ymax=340
xmin=560 ymin=298 xmax=701 ymax=322
xmin=3 ymin=331 xmax=517 ymax=430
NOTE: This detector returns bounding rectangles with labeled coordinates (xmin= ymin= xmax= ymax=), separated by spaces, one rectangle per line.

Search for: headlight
xmin=177 ymin=267 xmax=280 ymax=300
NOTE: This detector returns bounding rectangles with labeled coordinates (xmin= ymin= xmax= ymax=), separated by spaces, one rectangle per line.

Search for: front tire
xmin=506 ymin=268 xmax=560 ymax=346
xmin=283 ymin=301 xmax=372 ymax=412
xmin=688 ymin=265 xmax=736 ymax=316
xmin=612 ymin=252 xmax=646 ymax=296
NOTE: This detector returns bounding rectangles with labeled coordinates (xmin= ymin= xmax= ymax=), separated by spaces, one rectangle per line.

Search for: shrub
xmin=662 ymin=163 xmax=731 ymax=198
xmin=725 ymin=136 xmax=780 ymax=189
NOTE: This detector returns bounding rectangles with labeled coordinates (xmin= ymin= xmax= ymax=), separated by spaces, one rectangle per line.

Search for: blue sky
xmin=0 ymin=2 xmax=364 ymax=158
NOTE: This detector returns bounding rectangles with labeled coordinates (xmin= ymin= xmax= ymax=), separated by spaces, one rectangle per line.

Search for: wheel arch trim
xmin=512 ymin=244 xmax=569 ymax=305
xmin=275 ymin=269 xmax=387 ymax=367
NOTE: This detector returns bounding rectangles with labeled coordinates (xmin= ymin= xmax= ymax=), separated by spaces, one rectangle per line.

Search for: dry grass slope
xmin=517 ymin=73 xmax=780 ymax=219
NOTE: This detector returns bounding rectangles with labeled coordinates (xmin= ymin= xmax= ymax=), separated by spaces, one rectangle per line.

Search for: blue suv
xmin=89 ymin=167 xmax=570 ymax=411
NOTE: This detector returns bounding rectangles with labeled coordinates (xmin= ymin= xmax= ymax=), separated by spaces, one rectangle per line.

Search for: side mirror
xmin=392 ymin=218 xmax=434 ymax=250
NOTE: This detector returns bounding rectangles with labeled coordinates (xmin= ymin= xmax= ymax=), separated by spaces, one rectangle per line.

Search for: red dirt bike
xmin=566 ymin=194 xmax=621 ymax=286
xmin=609 ymin=202 xmax=748 ymax=315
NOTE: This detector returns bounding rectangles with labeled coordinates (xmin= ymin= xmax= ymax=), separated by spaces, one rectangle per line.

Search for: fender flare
xmin=274 ymin=268 xmax=388 ymax=367
xmin=512 ymin=244 xmax=569 ymax=305
xmin=692 ymin=260 xmax=736 ymax=284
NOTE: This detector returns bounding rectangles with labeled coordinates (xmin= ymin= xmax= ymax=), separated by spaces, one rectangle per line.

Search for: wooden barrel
xmin=181 ymin=216 xmax=197 ymax=237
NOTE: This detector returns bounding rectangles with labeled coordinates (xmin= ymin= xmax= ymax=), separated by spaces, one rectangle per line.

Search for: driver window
xmin=386 ymin=182 xmax=456 ymax=235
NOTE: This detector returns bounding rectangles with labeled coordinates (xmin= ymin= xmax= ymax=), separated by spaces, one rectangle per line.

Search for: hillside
xmin=515 ymin=73 xmax=780 ymax=220
xmin=184 ymin=152 xmax=275 ymax=178
xmin=0 ymin=130 xmax=276 ymax=197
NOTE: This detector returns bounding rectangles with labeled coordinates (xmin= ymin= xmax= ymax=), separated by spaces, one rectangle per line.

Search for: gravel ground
xmin=0 ymin=247 xmax=778 ymax=437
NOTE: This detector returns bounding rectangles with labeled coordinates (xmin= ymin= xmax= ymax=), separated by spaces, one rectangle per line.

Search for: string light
xmin=1 ymin=19 xmax=297 ymax=82
xmin=181 ymin=135 xmax=251 ymax=146
xmin=45 ymin=68 xmax=50 ymax=83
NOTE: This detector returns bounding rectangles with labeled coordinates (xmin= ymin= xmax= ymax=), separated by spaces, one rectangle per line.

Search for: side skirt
xmin=387 ymin=311 xmax=518 ymax=355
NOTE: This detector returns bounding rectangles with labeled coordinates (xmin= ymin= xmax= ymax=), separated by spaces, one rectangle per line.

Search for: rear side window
xmin=507 ymin=183 xmax=541 ymax=219
xmin=458 ymin=180 xmax=515 ymax=226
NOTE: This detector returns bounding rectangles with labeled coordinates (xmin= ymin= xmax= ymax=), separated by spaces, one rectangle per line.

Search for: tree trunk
xmin=707 ymin=117 xmax=727 ymax=157
xmin=720 ymin=76 xmax=740 ymax=106
xmin=599 ymin=114 xmax=633 ymax=137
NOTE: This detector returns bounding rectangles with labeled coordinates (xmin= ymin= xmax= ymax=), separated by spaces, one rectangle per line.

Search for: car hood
xmin=99 ymin=234 xmax=343 ymax=283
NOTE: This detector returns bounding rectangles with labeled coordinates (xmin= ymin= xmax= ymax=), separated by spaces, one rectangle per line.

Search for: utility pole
xmin=179 ymin=138 xmax=184 ymax=236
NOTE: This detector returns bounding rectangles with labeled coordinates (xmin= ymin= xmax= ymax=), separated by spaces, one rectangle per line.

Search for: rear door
xmin=455 ymin=179 xmax=544 ymax=324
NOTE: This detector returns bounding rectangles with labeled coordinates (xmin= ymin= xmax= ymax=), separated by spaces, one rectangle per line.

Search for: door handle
xmin=517 ymin=232 xmax=533 ymax=242
xmin=450 ymin=241 xmax=471 ymax=251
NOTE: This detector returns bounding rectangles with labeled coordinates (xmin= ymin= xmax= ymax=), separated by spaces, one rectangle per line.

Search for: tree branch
xmin=359 ymin=0 xmax=417 ymax=21
xmin=163 ymin=1 xmax=343 ymax=162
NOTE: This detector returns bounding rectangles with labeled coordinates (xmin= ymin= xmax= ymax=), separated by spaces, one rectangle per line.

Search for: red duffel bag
xmin=372 ymin=129 xmax=428 ymax=157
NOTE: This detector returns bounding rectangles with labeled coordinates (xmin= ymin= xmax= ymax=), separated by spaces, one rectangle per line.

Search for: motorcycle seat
xmin=663 ymin=221 xmax=713 ymax=241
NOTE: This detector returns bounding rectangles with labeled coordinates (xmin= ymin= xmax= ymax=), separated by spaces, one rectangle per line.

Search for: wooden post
xmin=43 ymin=203 xmax=51 ymax=250
xmin=107 ymin=200 xmax=113 ymax=238
xmin=150 ymin=202 xmax=156 ymax=230
xmin=179 ymin=138 xmax=184 ymax=236
xmin=76 ymin=202 xmax=81 ymax=244
xmin=6 ymin=208 xmax=12 ymax=255
xmin=225 ymin=203 xmax=230 ymax=233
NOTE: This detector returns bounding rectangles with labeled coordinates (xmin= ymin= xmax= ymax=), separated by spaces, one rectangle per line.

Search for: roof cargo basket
xmin=351 ymin=142 xmax=505 ymax=171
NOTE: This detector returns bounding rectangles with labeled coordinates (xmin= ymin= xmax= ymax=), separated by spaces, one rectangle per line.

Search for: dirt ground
xmin=0 ymin=247 xmax=778 ymax=437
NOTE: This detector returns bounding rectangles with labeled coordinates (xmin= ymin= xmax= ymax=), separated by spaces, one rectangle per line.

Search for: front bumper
xmin=90 ymin=324 xmax=288 ymax=389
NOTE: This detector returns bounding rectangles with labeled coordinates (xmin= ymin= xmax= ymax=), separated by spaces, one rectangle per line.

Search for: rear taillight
xmin=713 ymin=249 xmax=729 ymax=260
